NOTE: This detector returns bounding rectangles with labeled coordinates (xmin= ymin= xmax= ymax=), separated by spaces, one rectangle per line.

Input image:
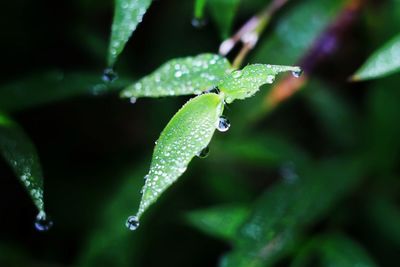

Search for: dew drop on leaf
xmin=232 ymin=70 xmax=242 ymax=78
xmin=197 ymin=146 xmax=210 ymax=158
xmin=217 ymin=116 xmax=231 ymax=132
xmin=191 ymin=17 xmax=207 ymax=29
xmin=126 ymin=215 xmax=140 ymax=231
xmin=34 ymin=211 xmax=53 ymax=232
xmin=129 ymin=97 xmax=137 ymax=104
xmin=102 ymin=68 xmax=118 ymax=83
xmin=291 ymin=69 xmax=303 ymax=78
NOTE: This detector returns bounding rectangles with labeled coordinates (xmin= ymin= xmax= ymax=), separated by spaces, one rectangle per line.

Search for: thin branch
xmin=219 ymin=0 xmax=290 ymax=68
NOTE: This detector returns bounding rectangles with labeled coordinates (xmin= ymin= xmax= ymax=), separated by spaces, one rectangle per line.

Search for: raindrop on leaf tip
xmin=102 ymin=68 xmax=118 ymax=83
xmin=191 ymin=17 xmax=207 ymax=29
xmin=292 ymin=69 xmax=303 ymax=78
xmin=126 ymin=215 xmax=140 ymax=231
xmin=34 ymin=211 xmax=53 ymax=232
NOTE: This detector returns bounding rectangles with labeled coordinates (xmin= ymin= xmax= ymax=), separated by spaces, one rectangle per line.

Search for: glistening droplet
xmin=292 ymin=69 xmax=303 ymax=78
xmin=197 ymin=146 xmax=210 ymax=158
xmin=126 ymin=215 xmax=139 ymax=231
xmin=232 ymin=70 xmax=242 ymax=78
xmin=217 ymin=116 xmax=230 ymax=132
xmin=102 ymin=68 xmax=118 ymax=82
xmin=191 ymin=17 xmax=207 ymax=29
xmin=34 ymin=211 xmax=53 ymax=232
xmin=129 ymin=97 xmax=137 ymax=104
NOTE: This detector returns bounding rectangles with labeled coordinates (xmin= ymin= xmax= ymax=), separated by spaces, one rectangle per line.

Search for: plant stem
xmin=219 ymin=0 xmax=290 ymax=68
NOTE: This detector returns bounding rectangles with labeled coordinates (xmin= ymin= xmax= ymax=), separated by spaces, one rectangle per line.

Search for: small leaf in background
xmin=352 ymin=33 xmax=400 ymax=81
xmin=186 ymin=204 xmax=249 ymax=241
xmin=319 ymin=234 xmax=378 ymax=267
xmin=0 ymin=113 xmax=50 ymax=230
xmin=78 ymin=165 xmax=145 ymax=267
xmin=108 ymin=0 xmax=152 ymax=66
xmin=218 ymin=64 xmax=301 ymax=103
xmin=121 ymin=54 xmax=231 ymax=99
xmin=0 ymin=71 xmax=130 ymax=112
xmin=221 ymin=159 xmax=365 ymax=267
xmin=133 ymin=93 xmax=224 ymax=224
xmin=193 ymin=0 xmax=208 ymax=27
xmin=209 ymin=0 xmax=241 ymax=39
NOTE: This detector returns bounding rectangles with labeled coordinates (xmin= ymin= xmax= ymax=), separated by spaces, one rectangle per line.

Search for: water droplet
xmin=197 ymin=146 xmax=210 ymax=158
xmin=191 ymin=17 xmax=207 ymax=29
xmin=129 ymin=97 xmax=137 ymax=104
xmin=232 ymin=70 xmax=242 ymax=78
xmin=280 ymin=162 xmax=299 ymax=184
xmin=34 ymin=211 xmax=53 ymax=232
xmin=126 ymin=215 xmax=139 ymax=231
xmin=174 ymin=71 xmax=183 ymax=78
xmin=292 ymin=69 xmax=303 ymax=78
xmin=217 ymin=116 xmax=231 ymax=132
xmin=102 ymin=68 xmax=118 ymax=82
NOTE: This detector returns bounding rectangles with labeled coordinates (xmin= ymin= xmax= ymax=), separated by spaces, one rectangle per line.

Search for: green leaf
xmin=209 ymin=0 xmax=241 ymax=39
xmin=0 ymin=71 xmax=130 ymax=112
xmin=120 ymin=54 xmax=231 ymax=99
xmin=108 ymin=0 xmax=152 ymax=66
xmin=187 ymin=204 xmax=250 ymax=241
xmin=319 ymin=234 xmax=378 ymax=267
xmin=218 ymin=64 xmax=301 ymax=103
xmin=135 ymin=93 xmax=224 ymax=220
xmin=78 ymin=165 xmax=146 ymax=267
xmin=0 ymin=112 xmax=45 ymax=214
xmin=352 ymin=33 xmax=400 ymax=81
xmin=221 ymin=159 xmax=365 ymax=267
xmin=194 ymin=0 xmax=208 ymax=19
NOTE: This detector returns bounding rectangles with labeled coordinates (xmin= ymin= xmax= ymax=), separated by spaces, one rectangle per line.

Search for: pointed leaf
xmin=136 ymin=93 xmax=224 ymax=219
xmin=352 ymin=33 xmax=400 ymax=81
xmin=187 ymin=204 xmax=250 ymax=241
xmin=218 ymin=64 xmax=301 ymax=103
xmin=194 ymin=0 xmax=208 ymax=20
xmin=108 ymin=0 xmax=152 ymax=66
xmin=0 ymin=113 xmax=45 ymax=213
xmin=121 ymin=54 xmax=231 ymax=99
xmin=0 ymin=71 xmax=131 ymax=112
xmin=209 ymin=0 xmax=241 ymax=39
xmin=319 ymin=234 xmax=378 ymax=267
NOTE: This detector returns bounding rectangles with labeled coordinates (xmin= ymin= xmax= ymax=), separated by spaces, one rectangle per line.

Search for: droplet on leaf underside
xmin=197 ymin=146 xmax=210 ymax=158
xmin=102 ymin=68 xmax=118 ymax=83
xmin=191 ymin=17 xmax=207 ymax=29
xmin=217 ymin=116 xmax=231 ymax=132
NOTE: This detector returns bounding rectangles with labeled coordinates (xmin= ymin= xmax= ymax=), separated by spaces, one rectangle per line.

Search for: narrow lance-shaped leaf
xmin=209 ymin=0 xmax=241 ymax=39
xmin=0 ymin=71 xmax=131 ymax=112
xmin=128 ymin=93 xmax=224 ymax=228
xmin=319 ymin=234 xmax=378 ymax=267
xmin=108 ymin=0 xmax=152 ymax=66
xmin=194 ymin=0 xmax=208 ymax=20
xmin=352 ymin=33 xmax=400 ymax=81
xmin=0 ymin=113 xmax=48 ymax=226
xmin=120 ymin=54 xmax=231 ymax=99
xmin=218 ymin=64 xmax=301 ymax=103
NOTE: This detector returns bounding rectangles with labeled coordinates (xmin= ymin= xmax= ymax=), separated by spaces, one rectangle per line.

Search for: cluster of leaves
xmin=0 ymin=0 xmax=400 ymax=266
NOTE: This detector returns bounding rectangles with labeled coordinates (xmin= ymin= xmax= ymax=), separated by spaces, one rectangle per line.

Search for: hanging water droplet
xmin=217 ymin=116 xmax=231 ymax=132
xmin=232 ymin=70 xmax=242 ymax=78
xmin=129 ymin=97 xmax=137 ymax=104
xmin=102 ymin=68 xmax=118 ymax=82
xmin=292 ymin=69 xmax=303 ymax=78
xmin=34 ymin=211 xmax=53 ymax=232
xmin=197 ymin=146 xmax=210 ymax=158
xmin=126 ymin=215 xmax=139 ymax=231
xmin=191 ymin=17 xmax=207 ymax=29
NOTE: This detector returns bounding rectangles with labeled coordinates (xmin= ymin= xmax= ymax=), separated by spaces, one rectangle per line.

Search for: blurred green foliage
xmin=0 ymin=0 xmax=400 ymax=266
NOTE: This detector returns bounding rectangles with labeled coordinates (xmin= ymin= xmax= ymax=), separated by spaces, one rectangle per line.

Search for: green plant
xmin=1 ymin=0 xmax=400 ymax=266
